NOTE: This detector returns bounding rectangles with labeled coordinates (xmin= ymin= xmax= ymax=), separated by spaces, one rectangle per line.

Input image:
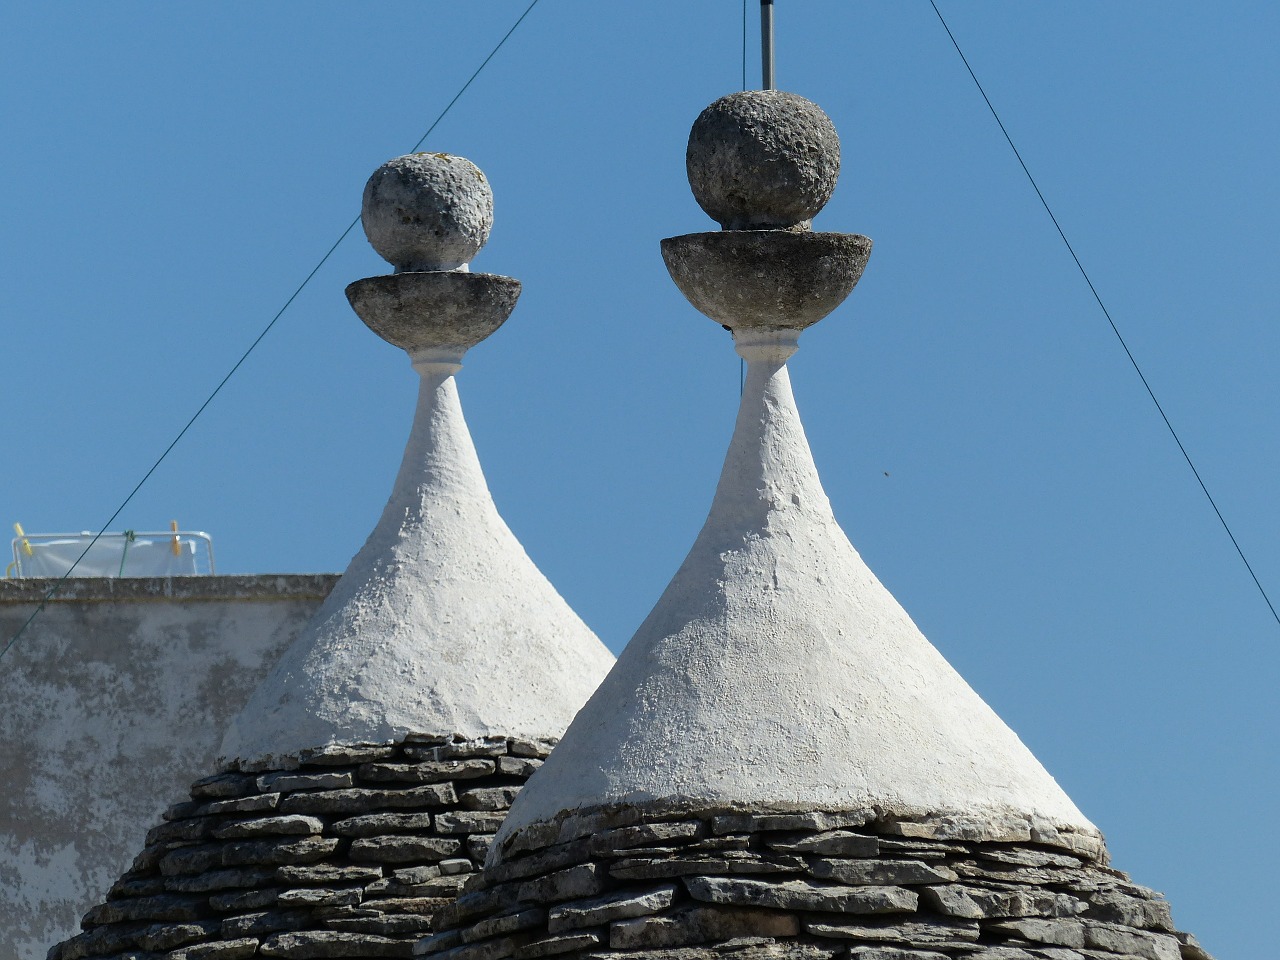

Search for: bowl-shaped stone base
xmin=345 ymin=272 xmax=521 ymax=354
xmin=660 ymin=231 xmax=872 ymax=331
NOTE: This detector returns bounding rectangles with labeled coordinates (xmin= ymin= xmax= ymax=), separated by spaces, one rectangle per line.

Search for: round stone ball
xmin=361 ymin=153 xmax=494 ymax=272
xmin=686 ymin=90 xmax=840 ymax=230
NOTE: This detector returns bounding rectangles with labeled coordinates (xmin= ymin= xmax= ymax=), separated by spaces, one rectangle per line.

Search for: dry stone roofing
xmin=46 ymin=88 xmax=1216 ymax=960
xmin=427 ymin=808 xmax=1209 ymax=960
xmin=50 ymin=737 xmax=551 ymax=960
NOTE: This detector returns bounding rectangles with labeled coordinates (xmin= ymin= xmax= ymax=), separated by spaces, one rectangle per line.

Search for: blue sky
xmin=3 ymin=3 xmax=1277 ymax=954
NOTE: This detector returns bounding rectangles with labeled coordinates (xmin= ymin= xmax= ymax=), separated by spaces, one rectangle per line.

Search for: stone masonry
xmin=424 ymin=808 xmax=1213 ymax=960
xmin=49 ymin=736 xmax=553 ymax=960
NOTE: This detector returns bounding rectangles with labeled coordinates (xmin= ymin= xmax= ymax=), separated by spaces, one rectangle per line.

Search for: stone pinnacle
xmin=665 ymin=90 xmax=870 ymax=333
xmin=347 ymin=154 xmax=516 ymax=357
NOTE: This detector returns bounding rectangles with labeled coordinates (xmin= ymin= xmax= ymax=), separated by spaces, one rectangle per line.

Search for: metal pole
xmin=760 ymin=0 xmax=775 ymax=90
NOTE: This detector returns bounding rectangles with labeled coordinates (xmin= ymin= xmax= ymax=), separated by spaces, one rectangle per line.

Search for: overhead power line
xmin=927 ymin=0 xmax=1279 ymax=628
xmin=0 ymin=0 xmax=545 ymax=663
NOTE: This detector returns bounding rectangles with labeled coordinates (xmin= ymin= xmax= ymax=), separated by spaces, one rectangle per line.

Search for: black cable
xmin=1 ymin=0 xmax=545 ymax=662
xmin=927 ymin=0 xmax=1280 ymax=627
xmin=408 ymin=0 xmax=543 ymax=155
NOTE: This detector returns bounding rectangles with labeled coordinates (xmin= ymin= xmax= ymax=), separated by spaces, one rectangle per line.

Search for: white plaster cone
xmin=220 ymin=347 xmax=614 ymax=770
xmin=499 ymin=329 xmax=1095 ymax=846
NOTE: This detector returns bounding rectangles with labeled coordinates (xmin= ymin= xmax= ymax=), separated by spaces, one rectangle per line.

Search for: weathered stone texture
xmin=258 ymin=930 xmax=412 ymax=957
xmin=350 ymin=837 xmax=464 ymax=864
xmin=428 ymin=808 xmax=1212 ymax=960
xmin=545 ymin=886 xmax=677 ymax=934
xmin=48 ymin=736 xmax=535 ymax=960
xmin=685 ymin=90 xmax=840 ymax=231
xmin=361 ymin=153 xmax=494 ymax=274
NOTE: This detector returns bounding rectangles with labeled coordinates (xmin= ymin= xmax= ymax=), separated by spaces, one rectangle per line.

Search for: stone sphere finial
xmin=686 ymin=90 xmax=840 ymax=231
xmin=361 ymin=153 xmax=494 ymax=273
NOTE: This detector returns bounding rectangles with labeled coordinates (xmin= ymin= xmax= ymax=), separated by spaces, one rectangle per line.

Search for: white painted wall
xmin=0 ymin=575 xmax=336 ymax=960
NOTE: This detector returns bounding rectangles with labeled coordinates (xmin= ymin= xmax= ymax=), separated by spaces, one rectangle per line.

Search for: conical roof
xmin=421 ymin=91 xmax=1209 ymax=960
xmin=220 ymin=153 xmax=613 ymax=771
xmin=496 ymin=328 xmax=1092 ymax=842
xmin=495 ymin=90 xmax=1091 ymax=848
xmin=49 ymin=153 xmax=614 ymax=960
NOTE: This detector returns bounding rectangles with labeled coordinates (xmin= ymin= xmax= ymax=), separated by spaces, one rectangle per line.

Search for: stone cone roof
xmin=219 ymin=149 xmax=614 ymax=772
xmin=48 ymin=360 xmax=614 ymax=958
xmin=495 ymin=342 xmax=1095 ymax=848
xmin=422 ymin=342 xmax=1214 ymax=960
xmin=421 ymin=329 xmax=1213 ymax=959
xmin=48 ymin=151 xmax=615 ymax=960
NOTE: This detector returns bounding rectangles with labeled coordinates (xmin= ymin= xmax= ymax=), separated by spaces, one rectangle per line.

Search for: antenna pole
xmin=760 ymin=0 xmax=775 ymax=90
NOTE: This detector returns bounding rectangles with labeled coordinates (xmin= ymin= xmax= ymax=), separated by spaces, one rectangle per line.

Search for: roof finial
xmin=686 ymin=91 xmax=839 ymax=232
xmin=664 ymin=90 xmax=871 ymax=334
xmin=347 ymin=153 xmax=518 ymax=365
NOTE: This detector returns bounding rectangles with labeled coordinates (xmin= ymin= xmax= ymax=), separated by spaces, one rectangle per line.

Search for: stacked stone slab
xmin=426 ymin=91 xmax=1214 ymax=960
xmin=423 ymin=809 xmax=1209 ymax=960
xmin=50 ymin=737 xmax=552 ymax=960
xmin=45 ymin=153 xmax=614 ymax=960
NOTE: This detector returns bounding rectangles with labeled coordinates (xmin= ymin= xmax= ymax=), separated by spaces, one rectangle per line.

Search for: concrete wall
xmin=0 ymin=574 xmax=338 ymax=960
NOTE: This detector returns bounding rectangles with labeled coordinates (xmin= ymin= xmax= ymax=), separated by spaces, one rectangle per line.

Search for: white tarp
xmin=15 ymin=537 xmax=200 ymax=578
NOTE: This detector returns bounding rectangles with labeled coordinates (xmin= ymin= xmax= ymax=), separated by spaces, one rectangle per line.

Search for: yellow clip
xmin=14 ymin=522 xmax=33 ymax=557
xmin=171 ymin=520 xmax=181 ymax=556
